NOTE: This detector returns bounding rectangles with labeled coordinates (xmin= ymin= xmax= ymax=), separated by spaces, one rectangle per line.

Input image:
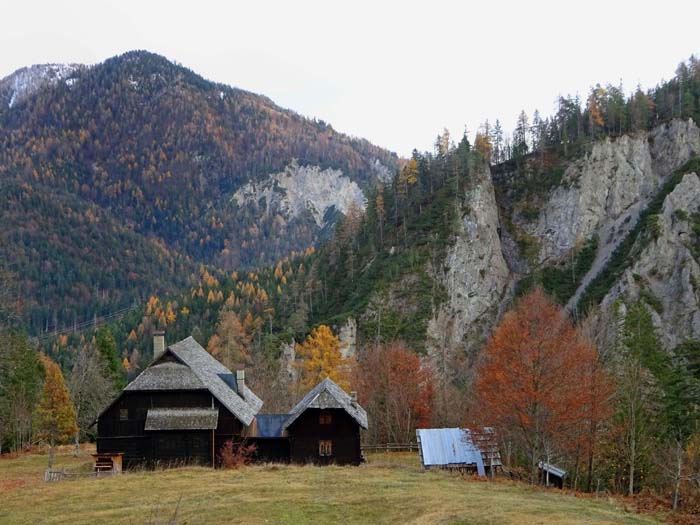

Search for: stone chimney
xmin=350 ymin=391 xmax=358 ymax=405
xmin=153 ymin=330 xmax=165 ymax=360
xmin=236 ymin=369 xmax=245 ymax=390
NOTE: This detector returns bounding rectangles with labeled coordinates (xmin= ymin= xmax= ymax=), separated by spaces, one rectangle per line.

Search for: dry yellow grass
xmin=1 ymin=447 xmax=663 ymax=524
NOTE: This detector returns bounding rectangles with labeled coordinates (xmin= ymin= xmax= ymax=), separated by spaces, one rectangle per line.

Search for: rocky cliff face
xmin=427 ymin=119 xmax=700 ymax=362
xmin=233 ymin=160 xmax=367 ymax=228
xmin=526 ymin=119 xmax=700 ymax=267
xmin=426 ymin=162 xmax=511 ymax=360
xmin=601 ymin=172 xmax=700 ymax=349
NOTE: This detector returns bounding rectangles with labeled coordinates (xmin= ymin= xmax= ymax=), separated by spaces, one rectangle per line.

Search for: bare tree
xmin=69 ymin=344 xmax=117 ymax=455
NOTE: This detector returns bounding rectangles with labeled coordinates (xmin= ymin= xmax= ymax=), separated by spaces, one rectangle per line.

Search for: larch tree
xmin=587 ymin=85 xmax=606 ymax=137
xmin=473 ymin=288 xmax=604 ymax=483
xmin=295 ymin=324 xmax=353 ymax=391
xmin=36 ymin=354 xmax=78 ymax=469
xmin=355 ymin=342 xmax=433 ymax=444
xmin=474 ymin=122 xmax=493 ymax=162
xmin=208 ymin=310 xmax=255 ymax=369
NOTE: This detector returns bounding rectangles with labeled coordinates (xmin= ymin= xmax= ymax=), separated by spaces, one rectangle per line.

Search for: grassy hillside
xmin=1 ymin=447 xmax=662 ymax=525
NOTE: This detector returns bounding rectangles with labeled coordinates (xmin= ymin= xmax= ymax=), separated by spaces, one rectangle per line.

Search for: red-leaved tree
xmin=355 ymin=342 xmax=433 ymax=444
xmin=472 ymin=288 xmax=611 ymax=483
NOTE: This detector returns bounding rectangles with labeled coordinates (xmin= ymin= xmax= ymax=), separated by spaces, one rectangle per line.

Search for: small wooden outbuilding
xmin=416 ymin=428 xmax=486 ymax=475
xmin=538 ymin=461 xmax=567 ymax=488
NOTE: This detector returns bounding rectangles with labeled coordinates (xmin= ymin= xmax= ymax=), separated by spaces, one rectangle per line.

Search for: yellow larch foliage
xmin=165 ymin=302 xmax=176 ymax=324
xmin=146 ymin=296 xmax=160 ymax=315
xmin=295 ymin=325 xmax=353 ymax=391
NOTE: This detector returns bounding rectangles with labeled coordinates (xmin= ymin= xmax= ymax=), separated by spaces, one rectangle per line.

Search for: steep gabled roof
xmin=95 ymin=336 xmax=262 ymax=427
xmin=166 ymin=337 xmax=261 ymax=426
xmin=283 ymin=377 xmax=368 ymax=430
xmin=125 ymin=360 xmax=205 ymax=391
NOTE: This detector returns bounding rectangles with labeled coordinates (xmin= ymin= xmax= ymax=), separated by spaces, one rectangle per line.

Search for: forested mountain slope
xmin=0 ymin=50 xmax=398 ymax=334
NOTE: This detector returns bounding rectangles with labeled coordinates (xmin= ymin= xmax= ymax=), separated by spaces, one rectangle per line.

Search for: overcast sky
xmin=2 ymin=0 xmax=698 ymax=155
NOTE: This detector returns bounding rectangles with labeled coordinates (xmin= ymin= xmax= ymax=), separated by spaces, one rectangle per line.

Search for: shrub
xmin=218 ymin=439 xmax=257 ymax=469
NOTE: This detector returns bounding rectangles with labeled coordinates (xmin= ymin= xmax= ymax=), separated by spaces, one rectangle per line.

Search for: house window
xmin=119 ymin=408 xmax=128 ymax=420
xmin=319 ymin=411 xmax=332 ymax=425
xmin=319 ymin=440 xmax=332 ymax=456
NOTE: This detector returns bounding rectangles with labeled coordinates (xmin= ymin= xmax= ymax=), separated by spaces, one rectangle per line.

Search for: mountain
xmin=0 ymin=50 xmax=399 ymax=335
xmin=0 ymin=63 xmax=84 ymax=108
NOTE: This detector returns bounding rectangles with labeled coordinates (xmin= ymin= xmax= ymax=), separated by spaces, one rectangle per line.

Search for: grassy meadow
xmin=1 ymin=446 xmax=663 ymax=525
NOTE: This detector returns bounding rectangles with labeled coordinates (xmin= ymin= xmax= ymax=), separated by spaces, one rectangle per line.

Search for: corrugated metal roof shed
xmin=144 ymin=407 xmax=219 ymax=431
xmin=538 ymin=461 xmax=567 ymax=478
xmin=416 ymin=428 xmax=485 ymax=476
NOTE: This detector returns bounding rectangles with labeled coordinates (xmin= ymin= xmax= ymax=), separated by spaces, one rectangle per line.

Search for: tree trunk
xmin=672 ymin=441 xmax=683 ymax=511
xmin=73 ymin=432 xmax=80 ymax=457
xmin=628 ymin=432 xmax=636 ymax=496
xmin=48 ymin=437 xmax=55 ymax=469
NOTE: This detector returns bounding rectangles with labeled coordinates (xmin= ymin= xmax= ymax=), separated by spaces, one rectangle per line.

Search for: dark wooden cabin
xmin=95 ymin=334 xmax=262 ymax=467
xmin=283 ymin=378 xmax=368 ymax=466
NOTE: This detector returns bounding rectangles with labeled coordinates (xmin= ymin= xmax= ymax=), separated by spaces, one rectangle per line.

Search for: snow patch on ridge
xmin=1 ymin=63 xmax=83 ymax=108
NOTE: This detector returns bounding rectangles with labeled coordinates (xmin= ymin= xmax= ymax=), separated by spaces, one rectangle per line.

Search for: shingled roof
xmin=283 ymin=377 xmax=368 ymax=430
xmin=125 ymin=361 xmax=205 ymax=391
xmin=145 ymin=408 xmax=219 ymax=431
xmin=165 ymin=337 xmax=262 ymax=426
xmin=96 ymin=336 xmax=262 ymax=427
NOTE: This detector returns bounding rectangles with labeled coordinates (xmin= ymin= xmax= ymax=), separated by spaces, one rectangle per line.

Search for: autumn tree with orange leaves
xmin=208 ymin=298 xmax=263 ymax=369
xmin=295 ymin=325 xmax=353 ymax=391
xmin=36 ymin=354 xmax=78 ymax=469
xmin=355 ymin=342 xmax=433 ymax=444
xmin=473 ymin=288 xmax=611 ymax=483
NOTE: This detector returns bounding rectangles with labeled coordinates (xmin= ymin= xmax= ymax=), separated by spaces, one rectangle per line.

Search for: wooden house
xmin=95 ymin=333 xmax=262 ymax=467
xmin=96 ymin=334 xmax=368 ymax=468
xmin=283 ymin=378 xmax=368 ymax=465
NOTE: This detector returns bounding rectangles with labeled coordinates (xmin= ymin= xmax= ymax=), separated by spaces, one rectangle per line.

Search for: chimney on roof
xmin=236 ymin=369 xmax=245 ymax=390
xmin=350 ymin=391 xmax=358 ymax=405
xmin=153 ymin=330 xmax=165 ymax=360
